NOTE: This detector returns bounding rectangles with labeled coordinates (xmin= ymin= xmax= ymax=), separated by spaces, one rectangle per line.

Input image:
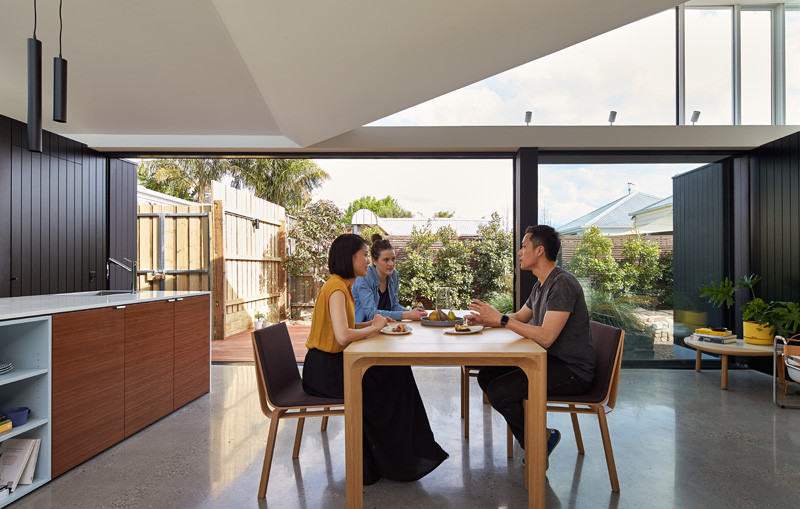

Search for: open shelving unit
xmin=0 ymin=316 xmax=51 ymax=506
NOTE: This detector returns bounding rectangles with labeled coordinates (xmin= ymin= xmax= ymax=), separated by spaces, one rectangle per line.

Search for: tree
xmin=619 ymin=232 xmax=661 ymax=294
xmin=137 ymin=158 xmax=240 ymax=202
xmin=568 ymin=226 xmax=624 ymax=295
xmin=472 ymin=212 xmax=514 ymax=300
xmin=283 ymin=200 xmax=347 ymax=283
xmin=230 ymin=158 xmax=329 ymax=215
xmin=343 ymin=196 xmax=412 ymax=223
xmin=433 ymin=210 xmax=454 ymax=218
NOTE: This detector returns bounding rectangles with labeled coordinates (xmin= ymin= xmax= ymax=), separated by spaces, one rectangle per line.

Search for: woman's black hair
xmin=328 ymin=233 xmax=367 ymax=278
xmin=369 ymin=233 xmax=394 ymax=260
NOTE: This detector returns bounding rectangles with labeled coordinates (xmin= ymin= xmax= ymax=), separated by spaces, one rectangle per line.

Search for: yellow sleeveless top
xmin=305 ymin=274 xmax=355 ymax=354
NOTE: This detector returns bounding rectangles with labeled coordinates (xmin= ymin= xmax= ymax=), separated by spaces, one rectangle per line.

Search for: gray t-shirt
xmin=524 ymin=266 xmax=595 ymax=382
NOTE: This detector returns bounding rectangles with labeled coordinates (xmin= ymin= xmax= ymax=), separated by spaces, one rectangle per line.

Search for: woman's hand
xmin=370 ymin=314 xmax=389 ymax=330
xmin=402 ymin=307 xmax=428 ymax=321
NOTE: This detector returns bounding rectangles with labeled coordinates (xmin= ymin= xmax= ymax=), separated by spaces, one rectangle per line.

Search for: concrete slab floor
xmin=12 ymin=366 xmax=800 ymax=509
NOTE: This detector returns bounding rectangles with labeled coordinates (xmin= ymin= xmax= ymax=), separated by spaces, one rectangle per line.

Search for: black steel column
xmin=514 ymin=147 xmax=538 ymax=309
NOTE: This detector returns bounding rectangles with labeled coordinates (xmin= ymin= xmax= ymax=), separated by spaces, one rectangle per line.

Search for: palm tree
xmin=137 ymin=159 xmax=243 ymax=202
xmin=230 ymin=159 xmax=329 ymax=214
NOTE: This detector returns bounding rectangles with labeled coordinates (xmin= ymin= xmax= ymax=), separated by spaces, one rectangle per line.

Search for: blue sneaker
xmin=547 ymin=428 xmax=561 ymax=457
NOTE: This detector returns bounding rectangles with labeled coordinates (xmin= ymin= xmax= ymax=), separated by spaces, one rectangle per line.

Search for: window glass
xmin=685 ymin=8 xmax=733 ymax=125
xmin=786 ymin=9 xmax=800 ymax=124
xmin=371 ymin=10 xmax=675 ymax=126
xmin=741 ymin=10 xmax=772 ymax=125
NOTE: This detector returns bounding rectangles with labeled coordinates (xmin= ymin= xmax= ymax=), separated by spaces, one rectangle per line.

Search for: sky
xmin=312 ymin=7 xmax=796 ymax=229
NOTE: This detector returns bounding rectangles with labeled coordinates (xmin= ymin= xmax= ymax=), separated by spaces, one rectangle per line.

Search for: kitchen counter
xmin=0 ymin=290 xmax=210 ymax=321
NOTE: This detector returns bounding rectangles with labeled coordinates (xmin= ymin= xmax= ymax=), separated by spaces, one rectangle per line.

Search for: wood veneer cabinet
xmin=52 ymin=307 xmax=125 ymax=477
xmin=173 ymin=296 xmax=210 ymax=409
xmin=124 ymin=299 xmax=174 ymax=437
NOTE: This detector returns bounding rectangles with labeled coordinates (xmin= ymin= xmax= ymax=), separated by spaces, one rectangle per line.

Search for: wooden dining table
xmin=343 ymin=316 xmax=548 ymax=508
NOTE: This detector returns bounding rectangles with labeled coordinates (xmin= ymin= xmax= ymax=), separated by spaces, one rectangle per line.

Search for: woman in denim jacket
xmin=353 ymin=234 xmax=428 ymax=323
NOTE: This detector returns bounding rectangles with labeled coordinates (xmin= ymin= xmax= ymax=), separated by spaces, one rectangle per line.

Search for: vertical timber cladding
xmin=749 ymin=130 xmax=800 ymax=304
xmin=108 ymin=159 xmax=137 ymax=291
xmin=0 ymin=114 xmax=111 ymax=297
xmin=136 ymin=204 xmax=211 ymax=293
xmin=211 ymin=182 xmax=287 ymax=337
xmin=672 ymin=162 xmax=731 ymax=342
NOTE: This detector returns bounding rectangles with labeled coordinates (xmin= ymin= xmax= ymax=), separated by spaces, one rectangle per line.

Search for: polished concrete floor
xmin=13 ymin=365 xmax=800 ymax=509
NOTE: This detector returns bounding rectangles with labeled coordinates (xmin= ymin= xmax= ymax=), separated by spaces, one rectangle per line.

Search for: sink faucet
xmin=108 ymin=257 xmax=138 ymax=293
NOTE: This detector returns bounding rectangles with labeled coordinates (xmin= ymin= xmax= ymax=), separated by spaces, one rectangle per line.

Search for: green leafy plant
xmin=487 ymin=292 xmax=515 ymax=315
xmin=283 ymin=200 xmax=347 ymax=283
xmin=254 ymin=311 xmax=265 ymax=320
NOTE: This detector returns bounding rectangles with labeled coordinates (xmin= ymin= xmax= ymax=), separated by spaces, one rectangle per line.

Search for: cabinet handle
xmin=177 ymin=298 xmax=184 ymax=301
xmin=116 ymin=305 xmax=126 ymax=309
xmin=168 ymin=299 xmax=176 ymax=302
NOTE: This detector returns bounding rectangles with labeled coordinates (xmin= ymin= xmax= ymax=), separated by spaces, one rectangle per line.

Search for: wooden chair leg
xmin=596 ymin=408 xmax=620 ymax=493
xmin=569 ymin=405 xmax=584 ymax=454
xmin=507 ymin=425 xmax=514 ymax=458
xmin=483 ymin=392 xmax=489 ymax=404
xmin=292 ymin=410 xmax=306 ymax=459
xmin=259 ymin=409 xmax=285 ymax=498
xmin=321 ymin=407 xmax=329 ymax=431
xmin=460 ymin=366 xmax=466 ymax=419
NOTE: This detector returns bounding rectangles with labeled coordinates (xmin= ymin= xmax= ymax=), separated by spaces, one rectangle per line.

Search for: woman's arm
xmin=329 ymin=290 xmax=388 ymax=346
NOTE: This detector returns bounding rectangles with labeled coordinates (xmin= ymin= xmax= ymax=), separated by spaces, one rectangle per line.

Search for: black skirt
xmin=302 ymin=348 xmax=448 ymax=485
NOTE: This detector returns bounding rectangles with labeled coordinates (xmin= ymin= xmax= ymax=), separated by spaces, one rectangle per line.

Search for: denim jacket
xmin=352 ymin=264 xmax=408 ymax=322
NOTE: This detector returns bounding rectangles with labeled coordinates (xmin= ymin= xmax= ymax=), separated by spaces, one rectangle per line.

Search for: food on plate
xmin=392 ymin=324 xmax=406 ymax=333
xmin=428 ymin=310 xmax=440 ymax=321
xmin=454 ymin=324 xmax=471 ymax=332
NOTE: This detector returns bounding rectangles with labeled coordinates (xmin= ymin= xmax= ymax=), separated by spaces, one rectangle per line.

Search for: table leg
xmin=695 ymin=349 xmax=701 ymax=372
xmin=721 ymin=354 xmax=728 ymax=390
xmin=344 ymin=356 xmax=364 ymax=508
xmin=522 ymin=358 xmax=546 ymax=509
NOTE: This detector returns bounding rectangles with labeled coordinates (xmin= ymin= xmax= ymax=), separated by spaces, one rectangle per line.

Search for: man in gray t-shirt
xmin=466 ymin=225 xmax=596 ymax=460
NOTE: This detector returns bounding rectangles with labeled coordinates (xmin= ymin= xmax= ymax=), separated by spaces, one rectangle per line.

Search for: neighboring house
xmin=557 ymin=191 xmax=663 ymax=235
xmin=137 ymin=185 xmax=204 ymax=207
xmin=377 ymin=218 xmax=490 ymax=236
xmin=629 ymin=195 xmax=673 ymax=234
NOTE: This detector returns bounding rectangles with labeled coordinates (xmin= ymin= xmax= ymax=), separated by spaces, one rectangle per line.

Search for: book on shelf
xmin=19 ymin=438 xmax=40 ymax=485
xmin=0 ymin=421 xmax=10 ymax=435
xmin=0 ymin=438 xmax=37 ymax=492
xmin=695 ymin=327 xmax=733 ymax=337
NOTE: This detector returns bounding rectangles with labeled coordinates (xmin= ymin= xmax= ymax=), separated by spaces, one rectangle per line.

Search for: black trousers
xmin=477 ymin=356 xmax=592 ymax=448
xmin=302 ymin=348 xmax=448 ymax=484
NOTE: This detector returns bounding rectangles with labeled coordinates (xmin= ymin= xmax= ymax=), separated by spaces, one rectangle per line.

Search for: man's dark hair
xmin=524 ymin=224 xmax=560 ymax=262
xmin=328 ymin=233 xmax=367 ymax=278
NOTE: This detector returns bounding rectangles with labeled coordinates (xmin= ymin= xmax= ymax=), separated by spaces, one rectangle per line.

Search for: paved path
xmin=212 ymin=323 xmax=310 ymax=363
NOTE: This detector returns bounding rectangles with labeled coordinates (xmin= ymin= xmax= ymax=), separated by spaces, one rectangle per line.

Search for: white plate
xmin=443 ymin=325 xmax=485 ymax=335
xmin=381 ymin=324 xmax=413 ymax=335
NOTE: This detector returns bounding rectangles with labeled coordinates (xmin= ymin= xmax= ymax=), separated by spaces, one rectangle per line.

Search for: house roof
xmin=377 ymin=218 xmax=490 ymax=237
xmin=557 ymin=191 xmax=662 ymax=234
xmin=630 ymin=195 xmax=673 ymax=217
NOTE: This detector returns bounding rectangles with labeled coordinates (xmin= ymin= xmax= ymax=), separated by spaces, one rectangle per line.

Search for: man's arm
xmin=466 ymin=300 xmax=568 ymax=348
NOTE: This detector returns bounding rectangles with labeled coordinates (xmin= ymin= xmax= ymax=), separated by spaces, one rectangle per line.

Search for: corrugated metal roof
xmin=377 ymin=218 xmax=490 ymax=236
xmin=557 ymin=191 xmax=662 ymax=234
xmin=629 ymin=195 xmax=673 ymax=216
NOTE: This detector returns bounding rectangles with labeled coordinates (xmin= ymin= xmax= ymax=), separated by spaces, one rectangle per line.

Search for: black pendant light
xmin=27 ymin=0 xmax=42 ymax=152
xmin=53 ymin=0 xmax=67 ymax=123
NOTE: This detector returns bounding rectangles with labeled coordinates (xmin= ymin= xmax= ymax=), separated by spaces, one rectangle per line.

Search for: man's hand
xmin=466 ymin=299 xmax=503 ymax=327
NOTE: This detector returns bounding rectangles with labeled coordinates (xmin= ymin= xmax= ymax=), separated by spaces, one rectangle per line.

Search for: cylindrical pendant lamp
xmin=53 ymin=56 xmax=67 ymax=122
xmin=27 ymin=37 xmax=42 ymax=152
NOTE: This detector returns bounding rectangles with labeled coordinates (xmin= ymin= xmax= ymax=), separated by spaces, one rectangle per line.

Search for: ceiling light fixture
xmin=53 ymin=0 xmax=67 ymax=123
xmin=608 ymin=111 xmax=617 ymax=126
xmin=690 ymin=110 xmax=700 ymax=125
xmin=27 ymin=0 xmax=42 ymax=152
xmin=524 ymin=111 xmax=532 ymax=126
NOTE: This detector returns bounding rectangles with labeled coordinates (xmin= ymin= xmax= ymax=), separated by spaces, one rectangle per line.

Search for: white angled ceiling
xmin=3 ymin=0 xmax=754 ymax=153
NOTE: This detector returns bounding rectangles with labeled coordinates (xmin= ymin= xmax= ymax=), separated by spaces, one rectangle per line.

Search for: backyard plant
xmin=283 ymin=200 xmax=347 ymax=283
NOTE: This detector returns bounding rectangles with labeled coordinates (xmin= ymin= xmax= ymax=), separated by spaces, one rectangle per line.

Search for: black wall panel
xmin=673 ymin=162 xmax=730 ymax=339
xmin=514 ymin=148 xmax=538 ymax=308
xmin=0 ymin=114 xmax=136 ymax=298
xmin=108 ymin=158 xmax=137 ymax=290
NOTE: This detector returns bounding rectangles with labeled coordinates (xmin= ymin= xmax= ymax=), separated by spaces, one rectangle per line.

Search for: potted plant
xmin=254 ymin=311 xmax=265 ymax=329
xmin=699 ymin=274 xmax=798 ymax=345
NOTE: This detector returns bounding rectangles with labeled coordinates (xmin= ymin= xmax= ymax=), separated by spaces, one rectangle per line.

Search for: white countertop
xmin=0 ymin=290 xmax=210 ymax=321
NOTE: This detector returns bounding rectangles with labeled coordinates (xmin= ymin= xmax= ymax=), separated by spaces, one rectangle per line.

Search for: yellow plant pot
xmin=742 ymin=321 xmax=774 ymax=345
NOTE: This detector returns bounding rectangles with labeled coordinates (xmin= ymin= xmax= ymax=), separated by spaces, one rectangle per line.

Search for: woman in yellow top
xmin=302 ymin=233 xmax=448 ymax=485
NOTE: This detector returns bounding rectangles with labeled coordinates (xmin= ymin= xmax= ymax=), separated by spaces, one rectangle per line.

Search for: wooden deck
xmin=211 ymin=323 xmax=310 ymax=363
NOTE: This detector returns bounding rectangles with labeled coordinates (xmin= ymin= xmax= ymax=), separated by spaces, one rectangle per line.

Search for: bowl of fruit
xmin=421 ymin=309 xmax=464 ymax=327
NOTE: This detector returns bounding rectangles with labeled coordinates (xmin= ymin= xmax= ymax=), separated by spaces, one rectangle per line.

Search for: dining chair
xmin=460 ymin=365 xmax=488 ymax=438
xmin=507 ymin=321 xmax=625 ymax=492
xmin=251 ymin=322 xmax=344 ymax=498
xmin=774 ymin=334 xmax=800 ymax=408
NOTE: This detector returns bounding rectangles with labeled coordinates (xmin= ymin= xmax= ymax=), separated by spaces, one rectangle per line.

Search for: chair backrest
xmin=252 ymin=322 xmax=303 ymax=413
xmin=571 ymin=321 xmax=624 ymax=408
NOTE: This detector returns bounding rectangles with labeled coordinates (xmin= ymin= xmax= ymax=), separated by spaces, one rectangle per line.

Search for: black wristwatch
xmin=499 ymin=314 xmax=509 ymax=327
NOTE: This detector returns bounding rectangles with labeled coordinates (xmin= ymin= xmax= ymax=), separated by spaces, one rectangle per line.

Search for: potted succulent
xmin=700 ymin=274 xmax=800 ymax=344
xmin=254 ymin=311 xmax=266 ymax=329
